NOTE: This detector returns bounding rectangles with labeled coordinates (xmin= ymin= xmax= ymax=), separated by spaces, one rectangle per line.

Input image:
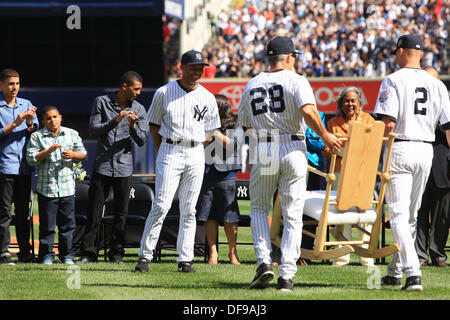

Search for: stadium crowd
xmin=168 ymin=0 xmax=448 ymax=79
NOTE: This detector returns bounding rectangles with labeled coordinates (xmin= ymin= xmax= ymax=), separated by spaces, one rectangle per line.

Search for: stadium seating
xmin=168 ymin=2 xmax=449 ymax=79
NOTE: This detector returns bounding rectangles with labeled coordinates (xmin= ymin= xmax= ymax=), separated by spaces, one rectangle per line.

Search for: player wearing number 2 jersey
xmin=374 ymin=34 xmax=450 ymax=291
xmin=238 ymin=37 xmax=341 ymax=291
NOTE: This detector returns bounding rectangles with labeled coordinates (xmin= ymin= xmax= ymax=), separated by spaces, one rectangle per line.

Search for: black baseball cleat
xmin=17 ymin=252 xmax=37 ymax=263
xmin=135 ymin=258 xmax=150 ymax=272
xmin=402 ymin=276 xmax=423 ymax=292
xmin=249 ymin=263 xmax=274 ymax=289
xmin=178 ymin=261 xmax=195 ymax=273
xmin=277 ymin=277 xmax=293 ymax=292
xmin=0 ymin=255 xmax=15 ymax=265
xmin=381 ymin=275 xmax=402 ymax=287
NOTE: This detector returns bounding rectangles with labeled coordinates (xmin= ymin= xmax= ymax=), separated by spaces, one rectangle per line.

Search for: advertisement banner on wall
xmin=201 ymin=79 xmax=383 ymax=180
xmin=165 ymin=0 xmax=184 ymax=20
xmin=201 ymin=79 xmax=383 ymax=113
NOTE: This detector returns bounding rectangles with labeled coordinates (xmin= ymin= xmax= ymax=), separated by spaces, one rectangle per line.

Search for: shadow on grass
xmin=82 ymin=280 xmax=338 ymax=290
xmin=83 ymin=283 xmax=168 ymax=289
xmin=76 ymin=267 xmax=137 ymax=272
xmin=216 ymin=281 xmax=336 ymax=290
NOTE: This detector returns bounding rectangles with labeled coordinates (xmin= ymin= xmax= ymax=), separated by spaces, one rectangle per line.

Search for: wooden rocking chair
xmin=270 ymin=121 xmax=399 ymax=261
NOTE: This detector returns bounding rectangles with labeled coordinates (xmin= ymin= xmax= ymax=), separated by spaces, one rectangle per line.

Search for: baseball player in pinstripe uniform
xmin=374 ymin=34 xmax=450 ymax=291
xmin=135 ymin=50 xmax=220 ymax=273
xmin=238 ymin=37 xmax=342 ymax=291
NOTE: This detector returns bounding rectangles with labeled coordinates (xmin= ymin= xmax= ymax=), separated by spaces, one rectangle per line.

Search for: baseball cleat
xmin=249 ymin=263 xmax=274 ymax=289
xmin=276 ymin=277 xmax=293 ymax=291
xmin=381 ymin=275 xmax=402 ymax=287
xmin=0 ymin=255 xmax=15 ymax=266
xmin=402 ymin=276 xmax=423 ymax=292
xmin=135 ymin=257 xmax=150 ymax=273
xmin=178 ymin=261 xmax=196 ymax=273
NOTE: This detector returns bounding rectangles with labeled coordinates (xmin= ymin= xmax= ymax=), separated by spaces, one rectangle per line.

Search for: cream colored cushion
xmin=303 ymin=190 xmax=377 ymax=225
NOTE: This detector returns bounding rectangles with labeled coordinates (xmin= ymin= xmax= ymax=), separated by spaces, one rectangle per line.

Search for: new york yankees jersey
xmin=374 ymin=68 xmax=450 ymax=141
xmin=374 ymin=67 xmax=450 ymax=280
xmin=238 ymin=70 xmax=316 ymax=135
xmin=237 ymin=68 xmax=315 ymax=279
xmin=147 ymin=80 xmax=220 ymax=142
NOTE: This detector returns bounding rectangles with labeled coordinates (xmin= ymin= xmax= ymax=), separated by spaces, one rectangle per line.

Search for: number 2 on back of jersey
xmin=414 ymin=87 xmax=427 ymax=115
xmin=250 ymin=85 xmax=285 ymax=116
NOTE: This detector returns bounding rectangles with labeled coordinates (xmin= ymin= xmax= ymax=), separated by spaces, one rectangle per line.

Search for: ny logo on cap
xmin=196 ymin=53 xmax=202 ymax=60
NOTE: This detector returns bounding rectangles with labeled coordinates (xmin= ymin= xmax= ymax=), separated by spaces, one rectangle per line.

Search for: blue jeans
xmin=37 ymin=193 xmax=75 ymax=262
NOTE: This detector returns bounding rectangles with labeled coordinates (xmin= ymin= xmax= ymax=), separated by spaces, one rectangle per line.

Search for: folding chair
xmin=74 ymin=181 xmax=90 ymax=225
xmin=10 ymin=190 xmax=36 ymax=256
xmin=271 ymin=121 xmax=400 ymax=261
xmin=154 ymin=188 xmax=207 ymax=262
xmin=72 ymin=181 xmax=91 ymax=255
xmin=121 ymin=183 xmax=154 ymax=250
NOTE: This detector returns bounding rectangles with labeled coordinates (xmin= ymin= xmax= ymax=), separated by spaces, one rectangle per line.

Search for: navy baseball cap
xmin=391 ymin=34 xmax=423 ymax=55
xmin=266 ymin=37 xmax=300 ymax=56
xmin=181 ymin=50 xmax=209 ymax=66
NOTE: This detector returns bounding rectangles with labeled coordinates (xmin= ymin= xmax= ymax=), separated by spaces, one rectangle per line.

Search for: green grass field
xmin=1 ymin=200 xmax=449 ymax=302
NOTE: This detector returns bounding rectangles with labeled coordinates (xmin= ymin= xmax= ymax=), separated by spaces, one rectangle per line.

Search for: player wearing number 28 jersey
xmin=238 ymin=70 xmax=315 ymax=135
xmin=238 ymin=37 xmax=341 ymax=291
xmin=374 ymin=34 xmax=450 ymax=291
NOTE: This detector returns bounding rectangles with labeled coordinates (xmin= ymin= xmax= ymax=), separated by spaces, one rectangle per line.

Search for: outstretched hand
xmin=321 ymin=131 xmax=342 ymax=154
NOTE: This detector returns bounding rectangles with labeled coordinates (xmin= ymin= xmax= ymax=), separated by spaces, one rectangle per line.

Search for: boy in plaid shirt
xmin=26 ymin=106 xmax=87 ymax=264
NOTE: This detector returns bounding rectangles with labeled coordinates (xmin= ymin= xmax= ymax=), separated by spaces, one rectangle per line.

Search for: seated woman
xmin=324 ymin=87 xmax=375 ymax=267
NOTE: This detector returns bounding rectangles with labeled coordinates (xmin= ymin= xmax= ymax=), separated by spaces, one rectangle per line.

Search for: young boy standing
xmin=26 ymin=106 xmax=87 ymax=264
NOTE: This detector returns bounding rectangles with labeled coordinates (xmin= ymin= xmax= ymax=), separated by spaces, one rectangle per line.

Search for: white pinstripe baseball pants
xmin=384 ymin=142 xmax=433 ymax=278
xmin=250 ymin=139 xmax=308 ymax=279
xmin=139 ymin=141 xmax=205 ymax=262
